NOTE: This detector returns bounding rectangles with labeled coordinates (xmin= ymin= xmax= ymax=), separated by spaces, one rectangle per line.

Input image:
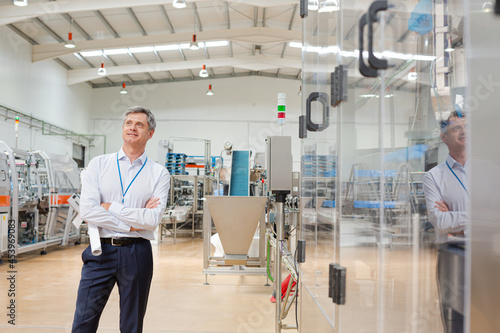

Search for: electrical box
xmin=266 ymin=136 xmax=292 ymax=192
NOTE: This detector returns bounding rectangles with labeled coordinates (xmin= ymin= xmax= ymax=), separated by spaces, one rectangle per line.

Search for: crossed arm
xmin=80 ymin=160 xmax=170 ymax=232
xmin=423 ymin=173 xmax=468 ymax=235
xmin=100 ymin=197 xmax=160 ymax=231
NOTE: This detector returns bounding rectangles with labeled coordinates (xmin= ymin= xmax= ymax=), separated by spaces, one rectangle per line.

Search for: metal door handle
xmin=368 ymin=0 xmax=389 ymax=70
xmin=306 ymin=92 xmax=329 ymax=132
xmin=358 ymin=13 xmax=378 ymax=77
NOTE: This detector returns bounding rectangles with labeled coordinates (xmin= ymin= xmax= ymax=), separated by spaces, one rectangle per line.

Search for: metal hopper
xmin=205 ymin=196 xmax=267 ymax=264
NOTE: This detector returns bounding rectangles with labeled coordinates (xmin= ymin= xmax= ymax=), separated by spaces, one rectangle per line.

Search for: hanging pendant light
xmin=64 ymin=32 xmax=75 ymax=48
xmin=199 ymin=65 xmax=209 ymax=78
xmin=206 ymin=84 xmax=214 ymax=96
xmin=65 ymin=19 xmax=75 ymax=48
xmin=120 ymin=82 xmax=128 ymax=94
xmin=172 ymin=0 xmax=186 ymax=8
xmin=13 ymin=0 xmax=27 ymax=6
xmin=408 ymin=68 xmax=418 ymax=81
xmin=97 ymin=62 xmax=106 ymax=76
xmin=189 ymin=34 xmax=199 ymax=50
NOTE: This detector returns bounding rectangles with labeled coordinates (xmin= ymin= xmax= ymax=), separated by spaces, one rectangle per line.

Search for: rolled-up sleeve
xmin=108 ymin=168 xmax=170 ymax=231
xmin=80 ymin=159 xmax=131 ymax=233
xmin=423 ymin=172 xmax=469 ymax=234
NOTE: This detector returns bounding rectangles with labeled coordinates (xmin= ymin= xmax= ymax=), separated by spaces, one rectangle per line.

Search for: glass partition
xmin=300 ymin=2 xmax=341 ymax=328
xmin=301 ymin=0 xmax=468 ymax=332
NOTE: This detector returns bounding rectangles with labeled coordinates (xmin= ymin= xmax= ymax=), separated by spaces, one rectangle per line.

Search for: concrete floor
xmin=0 ymin=238 xmax=292 ymax=333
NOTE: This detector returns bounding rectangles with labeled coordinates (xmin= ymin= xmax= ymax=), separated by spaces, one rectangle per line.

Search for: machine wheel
xmin=40 ymin=250 xmax=47 ymax=255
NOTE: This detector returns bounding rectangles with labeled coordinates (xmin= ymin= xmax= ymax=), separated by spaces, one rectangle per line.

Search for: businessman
xmin=72 ymin=106 xmax=170 ymax=333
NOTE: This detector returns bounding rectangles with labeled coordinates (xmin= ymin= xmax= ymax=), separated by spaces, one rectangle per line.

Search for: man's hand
xmin=435 ymin=200 xmax=449 ymax=212
xmin=101 ymin=203 xmax=111 ymax=210
xmin=145 ymin=197 xmax=160 ymax=209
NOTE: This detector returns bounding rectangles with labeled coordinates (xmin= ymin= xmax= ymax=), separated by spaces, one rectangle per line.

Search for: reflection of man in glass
xmin=423 ymin=110 xmax=468 ymax=333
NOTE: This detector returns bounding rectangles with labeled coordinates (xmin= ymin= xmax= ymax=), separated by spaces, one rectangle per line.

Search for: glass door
xmin=300 ymin=1 xmax=341 ymax=331
xmin=336 ymin=0 xmax=467 ymax=332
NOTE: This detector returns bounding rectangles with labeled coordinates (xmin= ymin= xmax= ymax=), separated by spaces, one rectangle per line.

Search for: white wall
xmin=0 ymin=26 xmax=92 ymax=157
xmin=90 ymin=76 xmax=302 ymax=170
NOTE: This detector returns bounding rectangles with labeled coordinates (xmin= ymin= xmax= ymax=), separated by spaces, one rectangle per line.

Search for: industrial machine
xmin=202 ymin=136 xmax=302 ymax=332
xmin=203 ymin=145 xmax=268 ymax=282
xmin=0 ymin=141 xmax=81 ymax=261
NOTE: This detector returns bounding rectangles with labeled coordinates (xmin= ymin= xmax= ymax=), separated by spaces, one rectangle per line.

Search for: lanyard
xmin=117 ymin=153 xmax=148 ymax=204
xmin=446 ymin=161 xmax=468 ymax=196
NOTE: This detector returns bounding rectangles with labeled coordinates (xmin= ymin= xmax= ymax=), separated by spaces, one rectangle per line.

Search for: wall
xmin=0 ymin=25 xmax=92 ymax=158
xmin=90 ymin=76 xmax=302 ymax=170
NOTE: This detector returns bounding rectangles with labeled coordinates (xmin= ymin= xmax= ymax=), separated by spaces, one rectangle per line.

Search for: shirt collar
xmin=118 ymin=147 xmax=148 ymax=165
xmin=446 ymin=154 xmax=468 ymax=169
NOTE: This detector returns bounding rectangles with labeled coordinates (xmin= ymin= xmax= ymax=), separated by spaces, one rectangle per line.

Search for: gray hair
xmin=440 ymin=110 xmax=466 ymax=135
xmin=122 ymin=106 xmax=156 ymax=131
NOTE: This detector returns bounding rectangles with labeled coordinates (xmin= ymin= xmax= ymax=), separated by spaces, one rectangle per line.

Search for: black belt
xmin=100 ymin=237 xmax=148 ymax=246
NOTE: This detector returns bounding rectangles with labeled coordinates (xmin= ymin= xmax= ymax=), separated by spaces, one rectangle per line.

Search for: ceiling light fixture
xmin=189 ymin=35 xmax=199 ymax=50
xmin=120 ymin=82 xmax=128 ymax=94
xmin=408 ymin=68 xmax=418 ymax=81
xmin=318 ymin=0 xmax=339 ymax=13
xmin=13 ymin=0 xmax=27 ymax=6
xmin=64 ymin=32 xmax=75 ymax=49
xmin=172 ymin=0 xmax=186 ymax=9
xmin=65 ymin=19 xmax=75 ymax=49
xmin=298 ymin=86 xmax=302 ymax=96
xmin=199 ymin=65 xmax=209 ymax=78
xmin=308 ymin=0 xmax=319 ymax=11
xmin=97 ymin=61 xmax=106 ymax=76
xmin=206 ymin=84 xmax=214 ymax=96
xmin=189 ymin=10 xmax=199 ymax=51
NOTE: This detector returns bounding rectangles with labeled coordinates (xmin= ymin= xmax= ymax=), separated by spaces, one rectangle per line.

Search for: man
xmin=72 ymin=106 xmax=170 ymax=333
xmin=423 ymin=109 xmax=468 ymax=333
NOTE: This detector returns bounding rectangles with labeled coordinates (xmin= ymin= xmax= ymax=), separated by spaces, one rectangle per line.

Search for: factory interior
xmin=0 ymin=0 xmax=499 ymax=332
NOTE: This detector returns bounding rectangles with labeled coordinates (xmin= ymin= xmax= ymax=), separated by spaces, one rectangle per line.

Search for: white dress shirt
xmin=80 ymin=148 xmax=170 ymax=253
xmin=423 ymin=154 xmax=470 ymax=244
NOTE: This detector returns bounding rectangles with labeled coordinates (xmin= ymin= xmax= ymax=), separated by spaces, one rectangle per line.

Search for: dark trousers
xmin=72 ymin=240 xmax=153 ymax=333
xmin=437 ymin=243 xmax=465 ymax=333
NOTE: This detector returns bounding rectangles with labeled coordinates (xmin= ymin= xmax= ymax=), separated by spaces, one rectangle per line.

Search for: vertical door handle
xmin=368 ymin=0 xmax=389 ymax=70
xmin=306 ymin=92 xmax=330 ymax=132
xmin=358 ymin=13 xmax=378 ymax=77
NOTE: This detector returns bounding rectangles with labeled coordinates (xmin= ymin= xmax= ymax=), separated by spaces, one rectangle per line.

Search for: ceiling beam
xmin=91 ymin=70 xmax=301 ymax=89
xmin=67 ymin=56 xmax=302 ymax=85
xmin=0 ymin=0 xmax=302 ymax=26
xmin=94 ymin=10 xmax=120 ymax=38
xmin=61 ymin=13 xmax=92 ymax=40
xmin=127 ymin=8 xmax=147 ymax=36
xmin=159 ymin=5 xmax=175 ymax=34
xmin=33 ymin=27 xmax=300 ymax=62
xmin=193 ymin=3 xmax=203 ymax=32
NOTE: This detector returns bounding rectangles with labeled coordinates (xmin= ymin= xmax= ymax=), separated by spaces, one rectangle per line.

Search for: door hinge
xmin=331 ymin=65 xmax=348 ymax=107
xmin=329 ymin=263 xmax=346 ymax=305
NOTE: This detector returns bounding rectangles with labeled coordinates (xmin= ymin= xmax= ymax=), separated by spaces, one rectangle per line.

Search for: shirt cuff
xmin=109 ymin=201 xmax=124 ymax=216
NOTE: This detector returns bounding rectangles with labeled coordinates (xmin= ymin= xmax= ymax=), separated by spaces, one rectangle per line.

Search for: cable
xmin=294 ymin=244 xmax=299 ymax=330
xmin=267 ymin=239 xmax=274 ymax=282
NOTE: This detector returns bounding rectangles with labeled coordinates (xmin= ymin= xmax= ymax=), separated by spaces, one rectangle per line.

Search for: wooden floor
xmin=0 ymin=238 xmax=293 ymax=333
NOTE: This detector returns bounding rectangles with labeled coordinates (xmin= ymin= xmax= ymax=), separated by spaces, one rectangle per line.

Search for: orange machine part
xmin=51 ymin=195 xmax=71 ymax=205
xmin=0 ymin=195 xmax=10 ymax=207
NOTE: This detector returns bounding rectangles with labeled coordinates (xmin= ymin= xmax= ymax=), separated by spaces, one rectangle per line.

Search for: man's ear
xmin=148 ymin=129 xmax=155 ymax=140
xmin=440 ymin=132 xmax=447 ymax=144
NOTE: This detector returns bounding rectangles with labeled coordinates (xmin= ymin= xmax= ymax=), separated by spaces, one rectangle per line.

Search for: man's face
xmin=122 ymin=112 xmax=154 ymax=147
xmin=441 ymin=116 xmax=467 ymax=151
